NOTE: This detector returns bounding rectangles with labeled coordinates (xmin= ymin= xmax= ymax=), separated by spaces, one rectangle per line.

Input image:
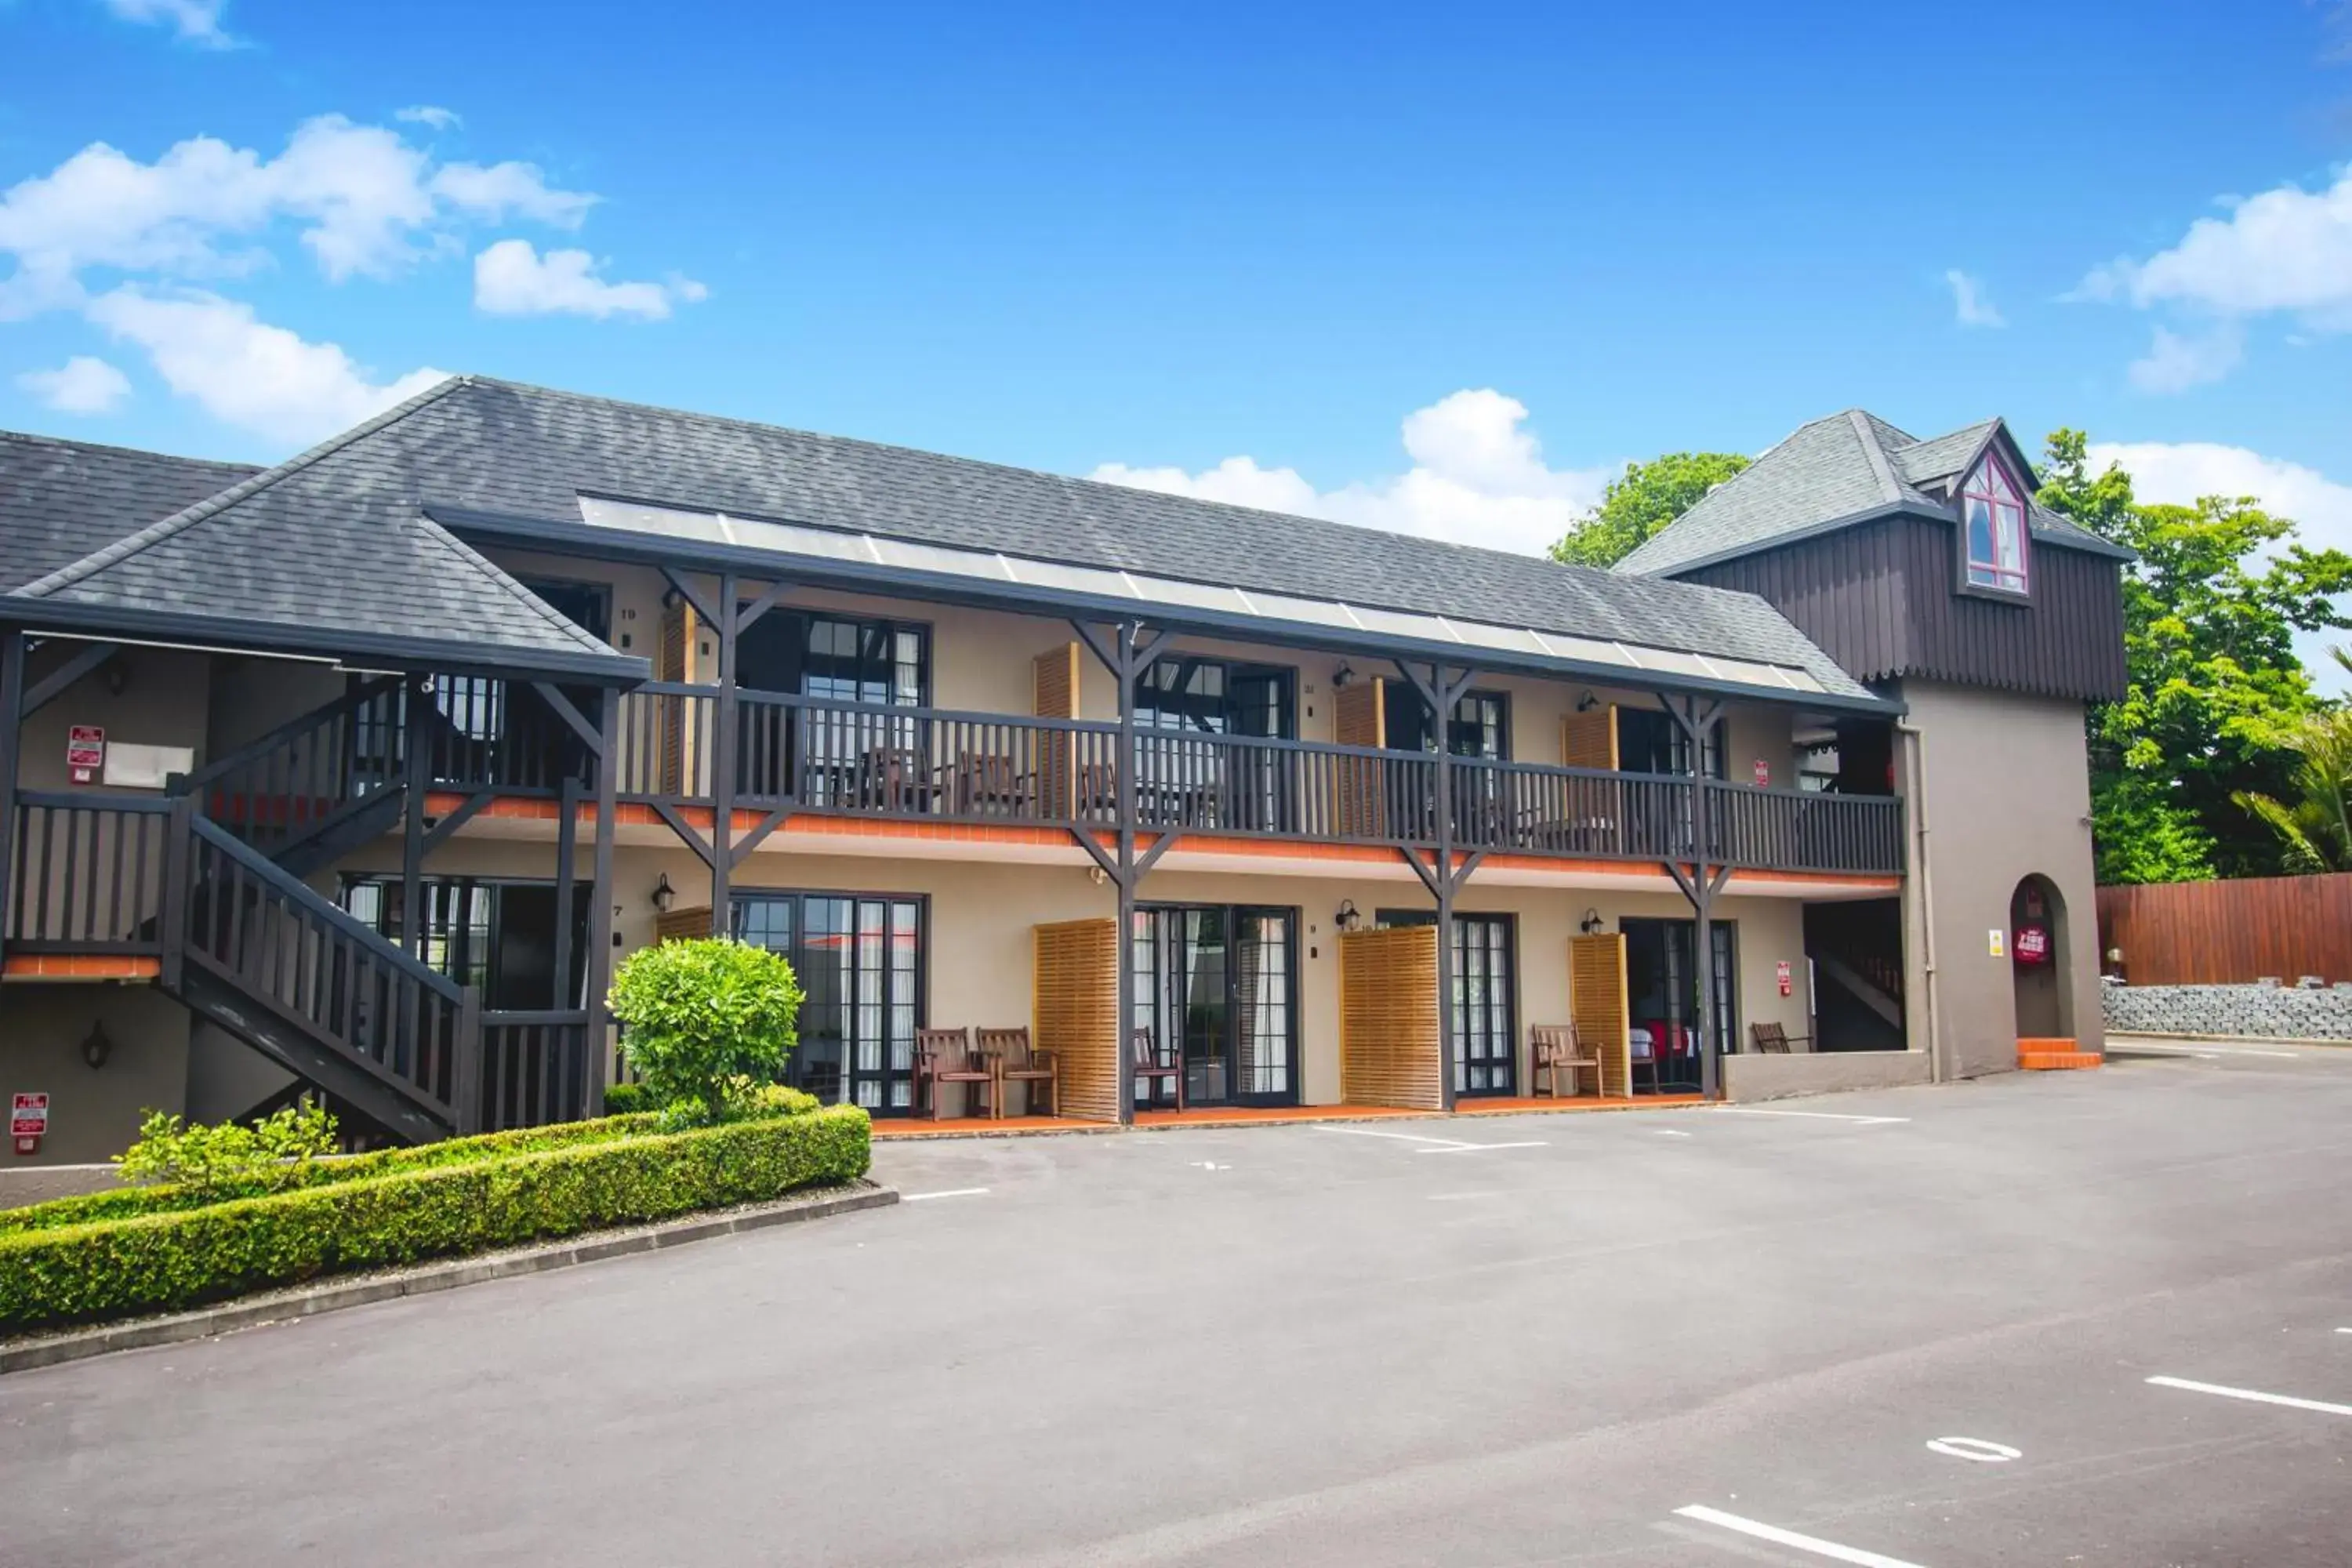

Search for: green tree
xmin=608 ymin=938 xmax=804 ymax=1123
xmin=1551 ymin=451 xmax=1750 ymax=568
xmin=2038 ymin=430 xmax=2352 ymax=880
xmin=2233 ymin=648 xmax=2352 ymax=872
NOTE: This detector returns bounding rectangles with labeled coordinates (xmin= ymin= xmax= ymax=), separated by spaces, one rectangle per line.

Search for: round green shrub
xmin=607 ymin=938 xmax=804 ymax=1123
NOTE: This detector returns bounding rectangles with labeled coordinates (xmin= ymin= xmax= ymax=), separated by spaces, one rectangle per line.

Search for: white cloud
xmin=2082 ymin=168 xmax=2352 ymax=323
xmin=1944 ymin=268 xmax=2006 ymax=328
xmin=472 ymin=239 xmax=701 ymax=320
xmin=394 ymin=106 xmax=462 ymax=132
xmin=2127 ymin=323 xmax=2245 ymax=394
xmin=2090 ymin=438 xmax=2352 ymax=691
xmin=1091 ymin=389 xmax=1612 ymax=557
xmin=16 ymin=354 xmax=132 ymax=414
xmin=85 ymin=286 xmax=445 ymax=445
xmin=0 ymin=114 xmax=600 ymax=311
xmin=101 ymin=0 xmax=233 ymax=47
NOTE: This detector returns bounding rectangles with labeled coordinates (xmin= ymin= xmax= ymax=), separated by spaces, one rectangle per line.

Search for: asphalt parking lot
xmin=3 ymin=1044 xmax=2348 ymax=1567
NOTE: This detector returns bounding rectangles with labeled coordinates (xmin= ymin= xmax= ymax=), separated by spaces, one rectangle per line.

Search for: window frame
xmin=1957 ymin=448 xmax=2032 ymax=601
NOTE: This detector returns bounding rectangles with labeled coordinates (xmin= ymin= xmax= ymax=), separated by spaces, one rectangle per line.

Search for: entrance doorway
xmin=1621 ymin=917 xmax=1737 ymax=1093
xmin=1131 ymin=905 xmax=1299 ymax=1108
xmin=2009 ymin=875 xmax=2071 ymax=1040
xmin=1378 ymin=909 xmax=1517 ymax=1096
xmin=733 ymin=892 xmax=924 ymax=1113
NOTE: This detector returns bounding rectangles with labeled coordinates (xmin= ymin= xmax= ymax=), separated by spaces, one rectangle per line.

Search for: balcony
xmin=568 ymin=684 xmax=1906 ymax=878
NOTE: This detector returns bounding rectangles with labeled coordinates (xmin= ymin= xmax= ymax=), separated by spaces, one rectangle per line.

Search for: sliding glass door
xmin=734 ymin=892 xmax=923 ymax=1113
xmin=1131 ymin=904 xmax=1298 ymax=1108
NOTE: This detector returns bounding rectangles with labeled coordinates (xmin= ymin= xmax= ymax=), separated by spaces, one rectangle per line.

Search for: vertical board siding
xmin=1569 ymin=933 xmax=1632 ymax=1097
xmin=1034 ymin=916 xmax=1120 ymax=1122
xmin=2098 ymin=874 xmax=2352 ymax=985
xmin=1338 ymin=924 xmax=1443 ymax=1109
xmin=1684 ymin=517 xmax=2125 ymax=702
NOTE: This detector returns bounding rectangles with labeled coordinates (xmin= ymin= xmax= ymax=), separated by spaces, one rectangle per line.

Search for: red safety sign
xmin=12 ymin=1092 xmax=48 ymax=1155
xmin=1776 ymin=960 xmax=1792 ymax=996
xmin=67 ymin=725 xmax=104 ymax=785
xmin=1752 ymin=757 xmax=1770 ymax=788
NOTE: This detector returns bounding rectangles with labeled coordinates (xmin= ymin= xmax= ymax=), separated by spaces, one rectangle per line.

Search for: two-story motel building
xmin=0 ymin=383 xmax=2129 ymax=1157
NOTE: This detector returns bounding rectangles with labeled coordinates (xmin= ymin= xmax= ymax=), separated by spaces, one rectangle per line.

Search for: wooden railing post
xmin=0 ymin=626 xmax=20 ymax=978
xmin=453 ymin=983 xmax=485 ymax=1135
xmin=158 ymin=790 xmax=194 ymax=992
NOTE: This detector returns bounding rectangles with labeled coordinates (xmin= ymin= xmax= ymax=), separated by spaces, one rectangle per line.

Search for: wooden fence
xmin=2097 ymin=873 xmax=2352 ymax=985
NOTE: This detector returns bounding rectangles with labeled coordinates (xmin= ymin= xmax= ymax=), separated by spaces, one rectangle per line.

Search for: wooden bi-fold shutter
xmin=1034 ymin=917 xmax=1120 ymax=1122
xmin=1033 ymin=643 xmax=1080 ymax=819
xmin=1560 ymin=703 xmax=1618 ymax=771
xmin=1332 ymin=677 xmax=1387 ymax=838
xmin=657 ymin=597 xmax=707 ymax=797
xmin=1569 ymin=933 xmax=1631 ymax=1098
xmin=1337 ymin=924 xmax=1442 ymax=1109
xmin=655 ymin=906 xmax=717 ymax=945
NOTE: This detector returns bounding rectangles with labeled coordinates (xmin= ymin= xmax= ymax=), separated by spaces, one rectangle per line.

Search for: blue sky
xmin=2 ymin=0 xmax=2349 ymax=608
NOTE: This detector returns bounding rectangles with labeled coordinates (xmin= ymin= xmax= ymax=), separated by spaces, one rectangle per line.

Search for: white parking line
xmin=1704 ymin=1107 xmax=1910 ymax=1125
xmin=2337 ymin=1327 xmax=2351 ymax=1335
xmin=2116 ymin=1042 xmax=2303 ymax=1060
xmin=1416 ymin=1141 xmax=1548 ymax=1156
xmin=2147 ymin=1375 xmax=2352 ymax=1417
xmin=902 ymin=1187 xmax=990 ymax=1202
xmin=1312 ymin=1126 xmax=1475 ymax=1149
xmin=1673 ymin=1504 xmax=1928 ymax=1566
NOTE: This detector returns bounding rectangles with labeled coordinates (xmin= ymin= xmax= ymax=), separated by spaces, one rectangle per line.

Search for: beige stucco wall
xmin=0 ymin=983 xmax=191 ymax=1164
xmin=16 ymin=642 xmax=212 ymax=792
xmin=1895 ymin=679 xmax=2102 ymax=1076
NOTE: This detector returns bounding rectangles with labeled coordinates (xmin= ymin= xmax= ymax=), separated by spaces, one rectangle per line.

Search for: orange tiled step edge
xmin=2 ymin=954 xmax=161 ymax=981
xmin=2018 ymin=1038 xmax=2103 ymax=1070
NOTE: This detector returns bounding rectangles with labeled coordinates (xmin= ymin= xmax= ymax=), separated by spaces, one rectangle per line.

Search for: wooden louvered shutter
xmin=1033 ymin=917 xmax=1120 ymax=1122
xmin=655 ymin=906 xmax=716 ymax=944
xmin=1338 ymin=924 xmax=1443 ymax=1109
xmin=1034 ymin=643 xmax=1080 ymax=818
xmin=1570 ymin=934 xmax=1631 ymax=1098
xmin=1560 ymin=704 xmax=1618 ymax=771
xmin=657 ymin=597 xmax=703 ymax=797
xmin=1332 ymin=677 xmax=1387 ymax=837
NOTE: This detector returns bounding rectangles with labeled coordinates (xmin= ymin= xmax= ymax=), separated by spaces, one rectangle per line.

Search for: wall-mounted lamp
xmin=81 ymin=1021 xmax=113 ymax=1070
xmin=1579 ymin=908 xmax=1605 ymax=935
xmin=1334 ymin=899 xmax=1361 ymax=933
xmin=1576 ymin=690 xmax=1600 ymax=713
xmin=103 ymin=658 xmax=129 ymax=698
xmin=1089 ymin=865 xmax=1108 ymax=887
xmin=1332 ymin=662 xmax=1356 ymax=691
xmin=651 ymin=873 xmax=676 ymax=914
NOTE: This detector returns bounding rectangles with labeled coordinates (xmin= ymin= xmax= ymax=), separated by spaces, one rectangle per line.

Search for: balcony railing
xmin=583 ymin=684 xmax=1904 ymax=877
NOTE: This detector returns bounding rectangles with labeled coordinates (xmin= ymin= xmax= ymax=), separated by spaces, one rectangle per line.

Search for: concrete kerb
xmin=2107 ymin=1030 xmax=2352 ymax=1050
xmin=0 ymin=1181 xmax=898 ymax=1376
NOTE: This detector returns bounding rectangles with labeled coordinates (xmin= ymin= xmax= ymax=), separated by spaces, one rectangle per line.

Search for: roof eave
xmin=0 ymin=596 xmax=648 ymax=686
xmin=434 ymin=506 xmax=1904 ymax=718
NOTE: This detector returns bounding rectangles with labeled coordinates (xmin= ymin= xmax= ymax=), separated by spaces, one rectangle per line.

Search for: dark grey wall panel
xmin=1682 ymin=516 xmax=2125 ymax=702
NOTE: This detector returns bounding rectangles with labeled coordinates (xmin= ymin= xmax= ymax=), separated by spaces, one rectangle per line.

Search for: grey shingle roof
xmin=1617 ymin=410 xmax=2129 ymax=576
xmin=0 ymin=430 xmax=257 ymax=592
xmin=162 ymin=375 xmax=1871 ymax=699
xmin=9 ymin=384 xmax=630 ymax=677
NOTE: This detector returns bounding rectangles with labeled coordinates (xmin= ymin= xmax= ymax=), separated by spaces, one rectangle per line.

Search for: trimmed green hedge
xmin=0 ymin=1113 xmax=668 ymax=1236
xmin=600 ymin=1081 xmax=655 ymax=1116
xmin=0 ymin=1106 xmax=871 ymax=1333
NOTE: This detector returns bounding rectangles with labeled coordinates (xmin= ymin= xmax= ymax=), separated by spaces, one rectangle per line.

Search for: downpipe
xmin=1897 ymin=720 xmax=1942 ymax=1083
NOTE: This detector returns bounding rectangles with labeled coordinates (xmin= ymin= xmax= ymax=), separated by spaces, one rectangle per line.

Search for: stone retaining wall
xmin=2102 ymin=983 xmax=2352 ymax=1040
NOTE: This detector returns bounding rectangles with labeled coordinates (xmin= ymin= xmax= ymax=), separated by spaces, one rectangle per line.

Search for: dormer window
xmin=1962 ymin=452 xmax=2029 ymax=593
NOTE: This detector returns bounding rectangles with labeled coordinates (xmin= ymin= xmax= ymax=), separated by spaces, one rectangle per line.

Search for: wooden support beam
xmin=651 ymin=800 xmax=717 ymax=869
xmin=21 ymin=640 xmax=119 ymax=719
xmin=419 ymin=787 xmax=492 ymax=855
xmin=660 ymin=567 xmax=722 ymax=631
xmin=728 ymin=804 xmax=790 ymax=869
xmin=550 ymin=776 xmax=579 ymax=1018
xmin=709 ymin=570 xmax=741 ymax=930
xmin=735 ymin=579 xmax=789 ymax=636
xmin=1133 ymin=829 xmax=1184 ymax=879
xmin=0 ymin=627 xmax=23 ymax=978
xmin=582 ymin=688 xmax=621 ymax=1118
xmin=401 ymin=673 xmax=430 ymax=961
xmin=529 ymin=681 xmax=604 ymax=755
xmin=1069 ymin=826 xmax=1120 ymax=880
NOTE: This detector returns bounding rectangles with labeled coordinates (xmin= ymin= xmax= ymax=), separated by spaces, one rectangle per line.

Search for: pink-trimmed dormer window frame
xmin=1962 ymin=451 xmax=2029 ymax=593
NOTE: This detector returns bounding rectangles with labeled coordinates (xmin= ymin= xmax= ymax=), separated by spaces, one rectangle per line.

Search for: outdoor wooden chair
xmin=1628 ymin=1027 xmax=1664 ymax=1094
xmin=1749 ymin=1022 xmax=1809 ymax=1054
xmin=1131 ymin=1026 xmax=1184 ymax=1112
xmin=979 ymin=1025 xmax=1057 ymax=1118
xmin=1529 ymin=1023 xmax=1602 ymax=1099
xmin=913 ymin=1026 xmax=993 ymax=1120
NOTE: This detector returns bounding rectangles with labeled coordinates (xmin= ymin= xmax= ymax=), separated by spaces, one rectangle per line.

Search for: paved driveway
xmin=4 ymin=1048 xmax=2349 ymax=1566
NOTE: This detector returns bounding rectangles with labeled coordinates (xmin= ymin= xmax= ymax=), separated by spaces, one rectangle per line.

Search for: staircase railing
xmin=178 ymin=813 xmax=479 ymax=1132
xmin=179 ymin=676 xmax=405 ymax=861
xmin=3 ymin=791 xmax=169 ymax=955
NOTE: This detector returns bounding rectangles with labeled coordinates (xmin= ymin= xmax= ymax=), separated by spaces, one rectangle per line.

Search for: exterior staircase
xmin=1804 ymin=898 xmax=1907 ymax=1052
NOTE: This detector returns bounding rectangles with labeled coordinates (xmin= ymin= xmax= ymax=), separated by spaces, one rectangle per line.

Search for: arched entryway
xmin=2009 ymin=875 xmax=2072 ymax=1043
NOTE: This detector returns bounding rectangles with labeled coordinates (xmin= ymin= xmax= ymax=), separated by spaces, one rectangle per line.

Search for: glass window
xmin=1384 ymin=685 xmax=1511 ymax=760
xmin=733 ymin=891 xmax=922 ymax=1112
xmin=1962 ymin=452 xmax=2030 ymax=593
